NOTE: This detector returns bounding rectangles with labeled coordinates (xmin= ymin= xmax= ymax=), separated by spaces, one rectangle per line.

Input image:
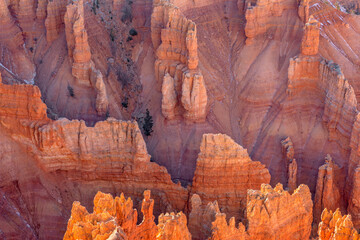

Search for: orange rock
xmin=208 ymin=213 xmax=247 ymax=240
xmin=348 ymin=166 xmax=360 ymax=229
xmin=246 ymin=184 xmax=313 ymax=239
xmin=91 ymin=67 xmax=109 ymax=115
xmin=64 ymin=190 xmax=190 ymax=240
xmin=188 ymin=194 xmax=220 ymax=240
xmin=314 ymin=154 xmax=342 ymax=224
xmin=157 ymin=212 xmax=191 ymax=240
xmin=318 ymin=208 xmax=360 ymax=240
xmin=281 ymin=137 xmax=297 ymax=192
xmin=45 ymin=0 xmax=67 ymax=43
xmin=298 ymin=0 xmax=310 ymax=23
xmin=181 ymin=72 xmax=208 ymax=122
xmin=64 ymin=0 xmax=92 ymax=85
xmin=244 ymin=0 xmax=294 ymax=44
xmin=0 ymin=0 xmax=24 ymax=48
xmin=161 ymin=73 xmax=177 ymax=119
xmin=151 ymin=0 xmax=207 ymax=122
xmin=301 ymin=16 xmax=320 ymax=56
xmin=191 ymin=134 xmax=271 ymax=221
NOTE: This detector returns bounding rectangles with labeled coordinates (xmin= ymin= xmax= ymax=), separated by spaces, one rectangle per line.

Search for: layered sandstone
xmin=281 ymin=137 xmax=297 ymax=192
xmin=208 ymin=214 xmax=247 ymax=240
xmin=0 ymin=0 xmax=24 ymax=48
xmin=45 ymin=0 xmax=67 ymax=43
xmin=318 ymin=208 xmax=359 ymax=240
xmin=246 ymin=184 xmax=313 ymax=239
xmin=298 ymin=0 xmax=310 ymax=23
xmin=157 ymin=212 xmax=191 ymax=240
xmin=348 ymin=165 xmax=360 ymax=229
xmin=64 ymin=190 xmax=157 ymax=240
xmin=151 ymin=0 xmax=207 ymax=122
xmin=64 ymin=190 xmax=192 ymax=240
xmin=91 ymin=68 xmax=109 ymax=115
xmin=287 ymin=16 xmax=357 ymax=154
xmin=191 ymin=134 xmax=271 ymax=221
xmin=188 ymin=194 xmax=220 ymax=240
xmin=65 ymin=0 xmax=92 ymax=85
xmin=314 ymin=154 xmax=343 ymax=224
xmin=301 ymin=16 xmax=320 ymax=56
xmin=244 ymin=0 xmax=295 ymax=44
xmin=0 ymin=80 xmax=188 ymax=219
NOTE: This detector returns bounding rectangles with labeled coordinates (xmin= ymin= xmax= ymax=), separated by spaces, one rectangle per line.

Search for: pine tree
xmin=143 ymin=109 xmax=153 ymax=136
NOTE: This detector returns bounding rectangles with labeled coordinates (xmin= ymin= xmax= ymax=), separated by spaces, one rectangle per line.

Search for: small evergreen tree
xmin=143 ymin=109 xmax=153 ymax=136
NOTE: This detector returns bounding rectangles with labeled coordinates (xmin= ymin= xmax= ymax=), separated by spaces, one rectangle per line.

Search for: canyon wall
xmin=191 ymin=134 xmax=271 ymax=221
xmin=151 ymin=0 xmax=208 ymax=122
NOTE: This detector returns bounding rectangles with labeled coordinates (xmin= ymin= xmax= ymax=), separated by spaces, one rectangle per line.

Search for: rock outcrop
xmin=64 ymin=190 xmax=192 ymax=240
xmin=301 ymin=15 xmax=320 ymax=56
xmin=244 ymin=0 xmax=295 ymax=44
xmin=64 ymin=190 xmax=157 ymax=240
xmin=91 ymin=68 xmax=109 ymax=115
xmin=246 ymin=184 xmax=313 ymax=239
xmin=191 ymin=134 xmax=271 ymax=221
xmin=157 ymin=212 xmax=191 ymax=240
xmin=188 ymin=194 xmax=220 ymax=240
xmin=151 ymin=0 xmax=207 ymax=122
xmin=65 ymin=0 xmax=92 ymax=85
xmin=208 ymin=213 xmax=247 ymax=240
xmin=298 ymin=0 xmax=310 ymax=23
xmin=0 ymin=80 xmax=188 ymax=220
xmin=287 ymin=16 xmax=357 ymax=153
xmin=318 ymin=208 xmax=359 ymax=240
xmin=314 ymin=154 xmax=343 ymax=224
xmin=281 ymin=137 xmax=297 ymax=193
xmin=45 ymin=0 xmax=67 ymax=43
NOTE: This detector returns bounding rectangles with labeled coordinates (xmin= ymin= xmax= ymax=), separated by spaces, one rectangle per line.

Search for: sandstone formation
xmin=157 ymin=212 xmax=191 ymax=240
xmin=64 ymin=190 xmax=192 ymax=240
xmin=191 ymin=134 xmax=271 ymax=221
xmin=161 ymin=73 xmax=177 ymax=119
xmin=0 ymin=80 xmax=188 ymax=237
xmin=208 ymin=213 xmax=247 ymax=240
xmin=314 ymin=154 xmax=343 ymax=224
xmin=281 ymin=137 xmax=297 ymax=192
xmin=65 ymin=0 xmax=92 ymax=85
xmin=246 ymin=184 xmax=313 ymax=239
xmin=301 ymin=15 xmax=320 ymax=56
xmin=193 ymin=184 xmax=313 ymax=240
xmin=188 ymin=194 xmax=220 ymax=240
xmin=64 ymin=190 xmax=157 ymax=240
xmin=298 ymin=0 xmax=310 ymax=23
xmin=318 ymin=208 xmax=359 ymax=240
xmin=244 ymin=0 xmax=295 ymax=44
xmin=151 ymin=0 xmax=207 ymax=122
xmin=348 ymin=165 xmax=360 ymax=229
xmin=45 ymin=0 xmax=67 ymax=43
xmin=91 ymin=68 xmax=109 ymax=115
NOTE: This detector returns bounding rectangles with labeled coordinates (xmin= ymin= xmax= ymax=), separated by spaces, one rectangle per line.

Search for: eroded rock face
xmin=64 ymin=190 xmax=192 ymax=240
xmin=314 ymin=154 xmax=343 ymax=224
xmin=318 ymin=208 xmax=359 ymax=240
xmin=208 ymin=213 xmax=247 ymax=240
xmin=151 ymin=0 xmax=207 ymax=122
xmin=191 ymin=134 xmax=271 ymax=221
xmin=64 ymin=190 xmax=157 ymax=240
xmin=246 ymin=184 xmax=313 ymax=239
xmin=244 ymin=0 xmax=296 ymax=44
xmin=281 ymin=137 xmax=297 ymax=193
xmin=65 ymin=0 xmax=92 ymax=85
xmin=188 ymin=194 xmax=220 ymax=240
xmin=45 ymin=0 xmax=67 ymax=43
xmin=157 ymin=212 xmax=191 ymax=240
xmin=301 ymin=15 xmax=320 ymax=56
